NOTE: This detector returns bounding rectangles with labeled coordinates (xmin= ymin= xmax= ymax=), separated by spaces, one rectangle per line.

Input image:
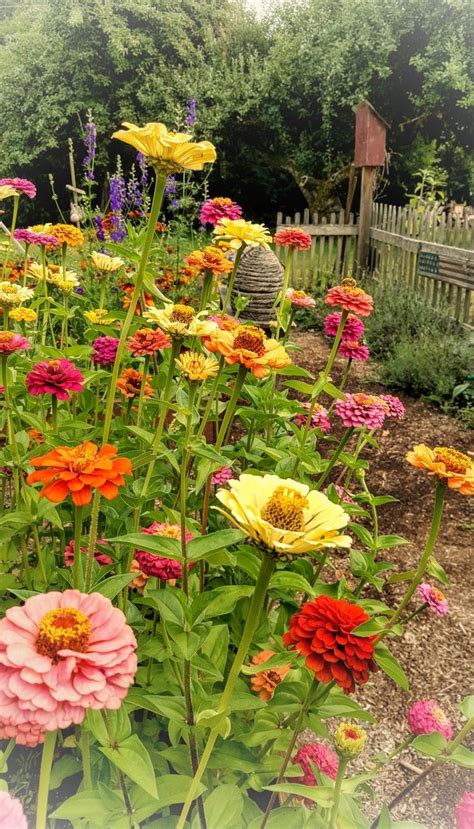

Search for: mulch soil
xmin=291 ymin=330 xmax=473 ymax=828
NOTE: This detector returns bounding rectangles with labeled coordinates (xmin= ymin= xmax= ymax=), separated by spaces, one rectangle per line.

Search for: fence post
xmin=356 ymin=166 xmax=377 ymax=274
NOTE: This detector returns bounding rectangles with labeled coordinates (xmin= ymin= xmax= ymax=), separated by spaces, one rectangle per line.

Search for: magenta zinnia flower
xmin=135 ymin=522 xmax=194 ymax=581
xmin=418 ymin=583 xmax=449 ymax=616
xmin=26 ymin=358 xmax=84 ymax=400
xmin=64 ymin=539 xmax=113 ymax=568
xmin=0 ymin=331 xmax=31 ymax=355
xmin=406 ymin=699 xmax=453 ymax=740
xmin=338 ymin=339 xmax=369 ymax=362
xmin=0 ymin=791 xmax=28 ymax=829
xmin=294 ymin=741 xmax=339 ymax=786
xmin=0 ymin=177 xmax=36 ymax=199
xmin=200 ymin=197 xmax=242 ymax=226
xmin=294 ymin=401 xmax=331 ymax=433
xmin=335 ymin=393 xmax=386 ymax=430
xmin=455 ymin=792 xmax=474 ymax=829
xmin=14 ymin=228 xmax=58 ymax=247
xmin=323 ymin=311 xmax=365 ymax=341
xmin=211 ymin=466 xmax=234 ymax=486
xmin=91 ymin=336 xmax=120 ymax=366
xmin=0 ymin=590 xmax=137 ymax=732
xmin=379 ymin=394 xmax=405 ymax=421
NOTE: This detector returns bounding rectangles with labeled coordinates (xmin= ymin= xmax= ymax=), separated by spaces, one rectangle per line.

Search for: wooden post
xmin=356 ymin=166 xmax=377 ymax=274
xmin=353 ymin=101 xmax=388 ymax=275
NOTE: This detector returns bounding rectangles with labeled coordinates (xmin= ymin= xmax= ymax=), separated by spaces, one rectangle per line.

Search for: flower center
xmin=432 ymin=706 xmax=448 ymax=724
xmin=170 ymin=304 xmax=195 ymax=323
xmin=434 ymin=447 xmax=470 ymax=473
xmin=0 ymin=332 xmax=14 ymax=343
xmin=265 ymin=670 xmax=283 ymax=687
xmin=69 ymin=444 xmax=98 ymax=472
xmin=292 ymin=290 xmax=307 ymax=300
xmin=431 ymin=587 xmax=445 ymax=602
xmin=2 ymin=285 xmax=17 ymax=294
xmin=36 ymin=608 xmax=91 ymax=658
xmin=352 ymin=393 xmax=382 ymax=407
xmin=233 ymin=326 xmax=266 ymax=356
xmin=261 ymin=486 xmax=308 ymax=532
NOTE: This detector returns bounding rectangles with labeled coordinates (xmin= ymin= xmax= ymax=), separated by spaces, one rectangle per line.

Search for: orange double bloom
xmin=406 ymin=444 xmax=473 ymax=495
xmin=27 ymin=442 xmax=132 ymax=506
xmin=204 ymin=325 xmax=291 ymax=378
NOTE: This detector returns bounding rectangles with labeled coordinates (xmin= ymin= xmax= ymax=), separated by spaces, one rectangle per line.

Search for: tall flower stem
xmin=179 ymin=384 xmax=197 ymax=595
xmin=0 ymin=355 xmax=21 ymax=508
xmin=199 ymin=271 xmax=213 ymax=312
xmin=329 ymin=756 xmax=348 ymax=829
xmin=40 ymin=247 xmax=50 ymax=346
xmin=101 ymin=172 xmax=167 ymax=445
xmin=196 ymin=355 xmax=225 ymax=440
xmin=275 ymin=248 xmax=294 ymax=341
xmin=2 ymin=194 xmax=19 ymax=278
xmin=85 ymin=494 xmax=100 ymax=592
xmin=135 ymin=355 xmax=150 ymax=428
xmin=35 ymin=729 xmax=57 ymax=829
xmin=316 ymin=427 xmax=354 ymax=490
xmin=177 ymin=552 xmax=275 ymax=829
xmin=22 ymin=243 xmax=30 ymax=286
xmin=80 ymin=726 xmax=92 ymax=790
xmin=72 ymin=505 xmax=84 ymax=591
xmin=221 ymin=246 xmax=244 ymax=315
xmin=214 ymin=363 xmax=247 ymax=450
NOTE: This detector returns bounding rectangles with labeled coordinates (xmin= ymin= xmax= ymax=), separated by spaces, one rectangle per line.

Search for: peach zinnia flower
xmin=27 ymin=441 xmax=132 ymax=505
xmin=126 ymin=327 xmax=171 ymax=356
xmin=249 ymin=650 xmax=290 ymax=700
xmin=274 ymin=227 xmax=312 ymax=250
xmin=406 ymin=444 xmax=474 ymax=495
xmin=286 ymin=288 xmax=316 ymax=308
xmin=117 ymin=367 xmax=152 ymax=399
xmin=185 ymin=246 xmax=234 ymax=277
xmin=0 ymin=590 xmax=137 ymax=732
xmin=204 ymin=324 xmax=291 ymax=378
xmin=324 ymin=281 xmax=373 ymax=317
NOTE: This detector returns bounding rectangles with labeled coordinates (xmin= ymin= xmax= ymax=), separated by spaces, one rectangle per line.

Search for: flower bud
xmin=334 ymin=722 xmax=367 ymax=758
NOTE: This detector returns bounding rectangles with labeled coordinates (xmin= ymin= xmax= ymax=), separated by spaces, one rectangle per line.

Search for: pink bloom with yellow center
xmin=134 ymin=522 xmax=194 ymax=581
xmin=211 ymin=466 xmax=234 ymax=486
xmin=0 ymin=331 xmax=31 ymax=355
xmin=0 ymin=590 xmax=137 ymax=732
xmin=294 ymin=741 xmax=339 ymax=786
xmin=335 ymin=393 xmax=386 ymax=430
xmin=199 ymin=197 xmax=242 ymax=226
xmin=26 ymin=358 xmax=84 ymax=400
xmin=0 ymin=790 xmax=28 ymax=829
xmin=324 ymin=311 xmax=365 ymax=341
xmin=64 ymin=539 xmax=113 ymax=568
xmin=294 ymin=401 xmax=331 ymax=433
xmin=379 ymin=394 xmax=405 ymax=421
xmin=455 ymin=792 xmax=474 ymax=829
xmin=338 ymin=339 xmax=369 ymax=362
xmin=418 ymin=583 xmax=449 ymax=616
xmin=407 ymin=699 xmax=453 ymax=740
xmin=286 ymin=288 xmax=316 ymax=307
xmin=274 ymin=227 xmax=312 ymax=250
xmin=324 ymin=283 xmax=373 ymax=317
xmin=0 ymin=177 xmax=36 ymax=199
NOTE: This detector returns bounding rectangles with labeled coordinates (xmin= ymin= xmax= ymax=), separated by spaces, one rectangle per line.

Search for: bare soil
xmin=291 ymin=331 xmax=473 ymax=829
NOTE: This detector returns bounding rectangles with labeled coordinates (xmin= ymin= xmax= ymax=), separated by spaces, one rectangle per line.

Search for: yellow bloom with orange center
xmin=215 ymin=473 xmax=351 ymax=555
xmin=49 ymin=224 xmax=84 ymax=248
xmin=0 ymin=282 xmax=34 ymax=307
xmin=91 ymin=252 xmax=124 ymax=273
xmin=249 ymin=650 xmax=290 ymax=701
xmin=334 ymin=722 xmax=367 ymax=758
xmin=84 ymin=309 xmax=116 ymax=326
xmin=212 ymin=218 xmax=273 ymax=250
xmin=144 ymin=302 xmax=217 ymax=338
xmin=9 ymin=307 xmax=37 ymax=323
xmin=406 ymin=444 xmax=474 ymax=495
xmin=203 ymin=324 xmax=291 ymax=378
xmin=176 ymin=350 xmax=219 ymax=382
xmin=185 ymin=246 xmax=234 ymax=277
xmin=112 ymin=122 xmax=216 ymax=173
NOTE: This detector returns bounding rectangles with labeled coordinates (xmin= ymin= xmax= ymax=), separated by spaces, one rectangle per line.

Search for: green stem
xmin=80 ymin=726 xmax=92 ymax=790
xmin=2 ymin=194 xmax=19 ymax=278
xmin=136 ymin=355 xmax=150 ymax=428
xmin=214 ymin=364 xmax=247 ymax=451
xmin=199 ymin=271 xmax=213 ymax=312
xmin=51 ymin=396 xmax=58 ymax=433
xmin=179 ymin=384 xmax=197 ymax=595
xmin=316 ymin=427 xmax=354 ymax=490
xmin=312 ymin=549 xmax=330 ymax=586
xmin=98 ymin=277 xmax=107 ymax=310
xmin=72 ymin=505 xmax=84 ymax=591
xmin=275 ymin=248 xmax=294 ymax=341
xmin=221 ymin=246 xmax=244 ymax=316
xmin=40 ymin=247 xmax=49 ymax=346
xmin=401 ymin=602 xmax=429 ymax=625
xmin=85 ymin=492 xmax=100 ymax=592
xmin=1 ymin=355 xmax=21 ymax=508
xmin=35 ymin=730 xmax=57 ymax=829
xmin=0 ymin=738 xmax=15 ymax=771
xmin=196 ymin=355 xmax=225 ymax=440
xmin=329 ymin=756 xmax=348 ymax=829
xmin=32 ymin=524 xmax=48 ymax=585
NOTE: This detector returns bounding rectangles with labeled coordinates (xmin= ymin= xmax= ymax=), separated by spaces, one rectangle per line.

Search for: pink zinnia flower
xmin=0 ymin=590 xmax=137 ymax=732
xmin=418 ymin=583 xmax=449 ymax=616
xmin=407 ymin=699 xmax=453 ymax=741
xmin=274 ymin=228 xmax=312 ymax=250
xmin=331 ymin=484 xmax=355 ymax=505
xmin=0 ymin=717 xmax=45 ymax=746
xmin=91 ymin=336 xmax=120 ymax=366
xmin=338 ymin=339 xmax=369 ymax=362
xmin=323 ymin=311 xmax=365 ymax=341
xmin=211 ymin=466 xmax=234 ymax=486
xmin=0 ymin=331 xmax=31 ymax=355
xmin=14 ymin=229 xmax=59 ymax=247
xmin=455 ymin=792 xmax=474 ymax=829
xmin=335 ymin=393 xmax=386 ymax=430
xmin=0 ymin=177 xmax=36 ymax=199
xmin=294 ymin=741 xmax=339 ymax=785
xmin=324 ymin=283 xmax=373 ymax=317
xmin=199 ymin=197 xmax=243 ymax=226
xmin=0 ymin=791 xmax=28 ymax=829
xmin=135 ymin=522 xmax=194 ymax=581
xmin=286 ymin=288 xmax=316 ymax=308
xmin=26 ymin=358 xmax=84 ymax=400
xmin=379 ymin=394 xmax=405 ymax=421
xmin=64 ymin=539 xmax=113 ymax=568
xmin=208 ymin=313 xmax=239 ymax=331
xmin=294 ymin=401 xmax=331 ymax=433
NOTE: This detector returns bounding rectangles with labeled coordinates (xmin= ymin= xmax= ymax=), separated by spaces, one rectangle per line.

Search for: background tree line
xmin=0 ymin=0 xmax=472 ymax=224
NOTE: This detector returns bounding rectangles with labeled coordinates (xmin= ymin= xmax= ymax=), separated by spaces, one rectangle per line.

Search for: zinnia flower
xmin=27 ymin=262 xmax=58 ymax=284
xmin=144 ymin=303 xmax=217 ymax=338
xmin=0 ymin=790 xmax=28 ymax=828
xmin=208 ymin=313 xmax=239 ymax=331
xmin=14 ymin=228 xmax=59 ymax=247
xmin=185 ymin=246 xmax=234 ymax=277
xmin=379 ymin=394 xmax=405 ymax=421
xmin=134 ymin=522 xmax=193 ymax=582
xmin=323 ymin=311 xmax=365 ymax=341
xmin=27 ymin=428 xmax=45 ymax=445
xmin=0 ymin=331 xmax=31 ymax=355
xmin=455 ymin=791 xmax=474 ymax=829
xmin=418 ymin=583 xmax=449 ymax=616
xmin=204 ymin=324 xmax=291 ymax=378
xmin=129 ymin=559 xmax=149 ymax=592
xmin=91 ymin=336 xmax=120 ymax=366
xmin=0 ymin=185 xmax=16 ymax=200
xmin=26 ymin=359 xmax=84 ymax=400
xmin=406 ymin=445 xmax=474 ymax=495
xmin=0 ymin=717 xmax=45 ymax=747
xmin=0 ymin=177 xmax=36 ymax=199
xmin=338 ymin=339 xmax=370 ymax=362
xmin=199 ymin=197 xmax=243 ymax=226
xmin=406 ymin=700 xmax=453 ymax=740
xmin=215 ymin=473 xmax=351 ymax=555
xmin=64 ymin=539 xmax=113 ymax=568
xmin=211 ymin=466 xmax=234 ymax=486
xmin=324 ymin=282 xmax=373 ymax=317
xmin=0 ymin=590 xmax=137 ymax=732
xmin=0 ymin=282 xmax=34 ymax=307
xmin=126 ymin=327 xmax=171 ymax=356
xmin=27 ymin=441 xmax=132 ymax=506
xmin=283 ymin=595 xmax=376 ymax=693
xmin=112 ymin=122 xmax=216 ymax=172
xmin=334 ymin=722 xmax=367 ymax=757
xmin=285 ymin=288 xmax=316 ymax=308
xmin=274 ymin=227 xmax=312 ymax=250
xmin=91 ymin=251 xmax=124 ymax=272
xmin=117 ymin=367 xmax=152 ymax=399
xmin=294 ymin=402 xmax=331 ymax=433
xmin=9 ymin=307 xmax=37 ymax=323
xmin=249 ymin=650 xmax=290 ymax=700
xmin=49 ymin=224 xmax=84 ymax=247
xmin=294 ymin=741 xmax=339 ymax=785
xmin=176 ymin=350 xmax=219 ymax=381
xmin=213 ymin=218 xmax=272 ymax=250
xmin=334 ymin=393 xmax=386 ymax=430
xmin=84 ymin=308 xmax=116 ymax=325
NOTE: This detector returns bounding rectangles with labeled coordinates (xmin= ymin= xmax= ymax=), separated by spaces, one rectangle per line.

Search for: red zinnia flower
xmin=274 ymin=227 xmax=312 ymax=250
xmin=26 ymin=358 xmax=84 ymax=400
xmin=126 ymin=327 xmax=171 ymax=357
xmin=283 ymin=595 xmax=376 ymax=693
xmin=324 ymin=283 xmax=373 ymax=317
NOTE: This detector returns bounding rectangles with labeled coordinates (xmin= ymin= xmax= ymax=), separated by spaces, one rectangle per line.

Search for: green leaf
xmin=242 ymin=651 xmax=297 ymax=675
xmin=247 ymin=807 xmax=309 ymax=829
xmin=411 ymin=732 xmax=447 ymax=757
xmin=196 ymin=784 xmax=244 ymax=829
xmin=374 ymin=643 xmax=409 ymax=690
xmin=376 ymin=535 xmax=410 ymax=549
xmin=100 ymin=734 xmax=157 ymax=798
xmin=266 ymin=782 xmax=333 ymax=806
xmin=191 ymin=585 xmax=254 ymax=622
xmin=283 ymin=379 xmax=315 ymax=395
xmin=448 ymin=745 xmax=474 ymax=768
xmin=50 ymin=792 xmax=110 ymax=822
xmin=270 ymin=570 xmax=315 ymax=595
xmin=426 ymin=555 xmax=449 ymax=586
xmin=109 ymin=532 xmax=182 ymax=560
xmin=187 ymin=529 xmax=245 ymax=561
xmin=93 ymin=574 xmax=136 ymax=600
xmin=142 ymin=588 xmax=186 ymax=626
xmin=353 ymin=618 xmax=385 ymax=636
xmin=155 ymin=774 xmax=204 ymax=810
xmin=460 ymin=695 xmax=474 ymax=719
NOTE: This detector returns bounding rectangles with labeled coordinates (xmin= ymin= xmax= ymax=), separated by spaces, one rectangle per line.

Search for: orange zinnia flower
xmin=249 ymin=650 xmax=290 ymax=701
xmin=406 ymin=444 xmax=474 ymax=495
xmin=117 ymin=368 xmax=153 ymax=399
xmin=49 ymin=224 xmax=85 ymax=248
xmin=203 ymin=324 xmax=291 ymax=378
xmin=185 ymin=246 xmax=234 ymax=277
xmin=26 ymin=442 xmax=132 ymax=506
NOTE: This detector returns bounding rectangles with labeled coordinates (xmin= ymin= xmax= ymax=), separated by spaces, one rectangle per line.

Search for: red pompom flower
xmin=274 ymin=227 xmax=312 ymax=250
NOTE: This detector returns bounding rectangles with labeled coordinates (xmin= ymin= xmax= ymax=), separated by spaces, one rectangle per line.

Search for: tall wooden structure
xmin=353 ymin=101 xmax=388 ymax=273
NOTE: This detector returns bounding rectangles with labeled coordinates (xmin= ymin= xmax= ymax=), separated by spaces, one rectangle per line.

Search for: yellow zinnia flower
xmin=9 ymin=307 xmax=37 ymax=323
xmin=212 ymin=218 xmax=273 ymax=250
xmin=0 ymin=282 xmax=34 ymax=307
xmin=406 ymin=444 xmax=474 ymax=495
xmin=215 ymin=473 xmax=351 ymax=555
xmin=143 ymin=303 xmax=217 ymax=338
xmin=91 ymin=252 xmax=124 ymax=273
xmin=176 ymin=351 xmax=219 ymax=382
xmin=112 ymin=122 xmax=216 ymax=173
xmin=27 ymin=263 xmax=57 ymax=284
xmin=84 ymin=308 xmax=115 ymax=325
xmin=55 ymin=272 xmax=80 ymax=295
xmin=0 ymin=185 xmax=16 ymax=201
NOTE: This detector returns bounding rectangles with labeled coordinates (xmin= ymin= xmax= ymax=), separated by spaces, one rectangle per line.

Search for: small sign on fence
xmin=418 ymin=251 xmax=440 ymax=276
